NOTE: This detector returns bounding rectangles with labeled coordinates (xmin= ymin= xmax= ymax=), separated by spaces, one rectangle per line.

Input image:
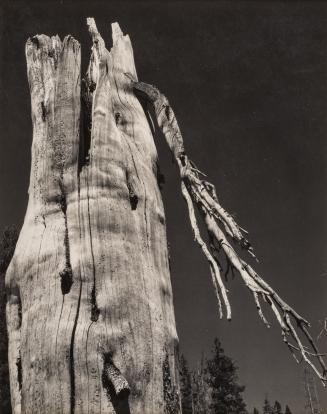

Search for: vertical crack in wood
xmin=69 ymin=281 xmax=82 ymax=414
xmin=58 ymin=181 xmax=73 ymax=295
xmin=90 ymin=284 xmax=99 ymax=322
xmin=16 ymin=294 xmax=22 ymax=395
xmin=41 ymin=101 xmax=47 ymax=122
xmin=86 ymin=178 xmax=99 ymax=322
xmin=54 ymin=296 xmax=65 ymax=413
xmin=16 ymin=353 xmax=22 ymax=392
xmin=80 ymin=60 xmax=100 ymax=322
xmin=143 ymin=189 xmax=150 ymax=249
xmin=68 ymin=176 xmax=84 ymax=414
xmin=17 ymin=290 xmax=22 ymax=330
xmin=79 ymin=78 xmax=94 ymax=172
xmin=125 ymin=169 xmax=138 ymax=210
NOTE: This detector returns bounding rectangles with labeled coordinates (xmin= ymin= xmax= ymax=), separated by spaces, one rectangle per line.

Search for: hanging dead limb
xmin=130 ymin=79 xmax=327 ymax=384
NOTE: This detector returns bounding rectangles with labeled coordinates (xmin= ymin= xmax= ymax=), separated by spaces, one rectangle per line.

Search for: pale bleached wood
xmin=6 ymin=20 xmax=181 ymax=414
xmin=6 ymin=34 xmax=81 ymax=414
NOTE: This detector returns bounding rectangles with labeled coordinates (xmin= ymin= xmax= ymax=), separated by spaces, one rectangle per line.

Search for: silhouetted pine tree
xmin=192 ymin=355 xmax=208 ymax=414
xmin=205 ymin=338 xmax=247 ymax=414
xmin=285 ymin=405 xmax=292 ymax=414
xmin=179 ymin=354 xmax=193 ymax=414
xmin=0 ymin=226 xmax=19 ymax=414
xmin=273 ymin=401 xmax=282 ymax=414
xmin=263 ymin=397 xmax=273 ymax=414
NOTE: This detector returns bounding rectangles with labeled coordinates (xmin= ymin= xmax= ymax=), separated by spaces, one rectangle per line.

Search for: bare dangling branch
xmin=130 ymin=79 xmax=327 ymax=384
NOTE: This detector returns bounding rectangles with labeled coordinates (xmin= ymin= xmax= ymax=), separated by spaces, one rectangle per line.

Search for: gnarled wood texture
xmin=6 ymin=20 xmax=180 ymax=414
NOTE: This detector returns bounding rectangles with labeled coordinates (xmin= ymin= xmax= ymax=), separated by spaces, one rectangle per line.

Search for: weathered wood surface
xmin=6 ymin=20 xmax=180 ymax=414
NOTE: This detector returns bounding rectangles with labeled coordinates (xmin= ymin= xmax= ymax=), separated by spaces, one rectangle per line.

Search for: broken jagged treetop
xmin=86 ymin=18 xmax=138 ymax=90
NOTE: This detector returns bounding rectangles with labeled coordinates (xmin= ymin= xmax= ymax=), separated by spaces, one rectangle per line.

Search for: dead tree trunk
xmin=6 ymin=19 xmax=180 ymax=414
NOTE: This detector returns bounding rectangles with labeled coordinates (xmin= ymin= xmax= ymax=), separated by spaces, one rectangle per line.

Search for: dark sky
xmin=1 ymin=1 xmax=327 ymax=412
